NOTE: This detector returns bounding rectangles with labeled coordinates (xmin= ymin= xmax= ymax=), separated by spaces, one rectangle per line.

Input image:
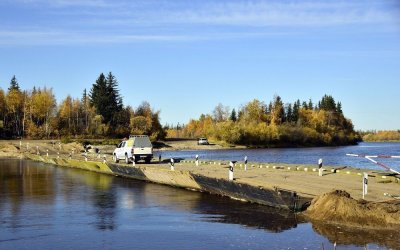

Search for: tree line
xmin=0 ymin=73 xmax=165 ymax=140
xmin=362 ymin=130 xmax=400 ymax=142
xmin=167 ymin=95 xmax=361 ymax=146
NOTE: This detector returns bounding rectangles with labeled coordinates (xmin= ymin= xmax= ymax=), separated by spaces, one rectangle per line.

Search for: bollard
xmin=228 ymin=161 xmax=234 ymax=181
xmin=318 ymin=158 xmax=323 ymax=176
xmin=103 ymin=155 xmax=107 ymax=163
xmin=132 ymin=155 xmax=136 ymax=167
xmin=85 ymin=152 xmax=88 ymax=162
xmin=46 ymin=149 xmax=49 ymax=157
xmin=19 ymin=140 xmax=22 ymax=151
xmin=195 ymin=154 xmax=199 ymax=166
xmin=244 ymin=156 xmax=248 ymax=171
xmin=58 ymin=142 xmax=61 ymax=150
xmin=36 ymin=146 xmax=39 ymax=155
xmin=170 ymin=158 xmax=175 ymax=171
xmin=57 ymin=152 xmax=60 ymax=159
xmin=69 ymin=153 xmax=72 ymax=160
xmin=362 ymin=172 xmax=368 ymax=199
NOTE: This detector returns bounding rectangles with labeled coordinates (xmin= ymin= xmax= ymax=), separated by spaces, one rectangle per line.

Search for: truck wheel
xmin=145 ymin=157 xmax=151 ymax=164
xmin=113 ymin=154 xmax=119 ymax=163
xmin=125 ymin=154 xmax=130 ymax=164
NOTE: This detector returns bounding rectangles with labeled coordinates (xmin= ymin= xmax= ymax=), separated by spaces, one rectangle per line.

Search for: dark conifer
xmin=230 ymin=108 xmax=237 ymax=122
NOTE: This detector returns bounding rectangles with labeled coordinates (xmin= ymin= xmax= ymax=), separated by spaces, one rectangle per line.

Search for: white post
xmin=85 ymin=152 xmax=88 ymax=162
xmin=363 ymin=172 xmax=368 ymax=199
xmin=228 ymin=161 xmax=234 ymax=181
xmin=103 ymin=155 xmax=107 ymax=163
xmin=195 ymin=154 xmax=199 ymax=166
xmin=318 ymin=158 xmax=323 ymax=176
xmin=244 ymin=156 xmax=248 ymax=171
xmin=19 ymin=140 xmax=22 ymax=151
xmin=57 ymin=152 xmax=60 ymax=159
xmin=46 ymin=149 xmax=49 ymax=157
xmin=170 ymin=158 xmax=174 ymax=171
xmin=132 ymin=155 xmax=136 ymax=167
xmin=36 ymin=146 xmax=39 ymax=155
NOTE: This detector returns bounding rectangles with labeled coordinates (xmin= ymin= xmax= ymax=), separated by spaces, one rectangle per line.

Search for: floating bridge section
xmin=27 ymin=154 xmax=311 ymax=211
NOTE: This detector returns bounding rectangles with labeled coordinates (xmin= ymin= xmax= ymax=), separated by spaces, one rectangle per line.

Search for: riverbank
xmin=1 ymin=140 xmax=399 ymax=230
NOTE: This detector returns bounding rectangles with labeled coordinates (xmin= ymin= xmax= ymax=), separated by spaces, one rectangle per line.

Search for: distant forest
xmin=167 ymin=95 xmax=361 ymax=147
xmin=1 ymin=74 xmax=361 ymax=146
xmin=0 ymin=74 xmax=165 ymax=140
xmin=362 ymin=130 xmax=400 ymax=142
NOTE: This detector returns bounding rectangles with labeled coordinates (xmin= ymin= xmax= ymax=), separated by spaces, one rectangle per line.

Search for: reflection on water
xmin=311 ymin=222 xmax=400 ymax=250
xmin=0 ymin=159 xmax=397 ymax=249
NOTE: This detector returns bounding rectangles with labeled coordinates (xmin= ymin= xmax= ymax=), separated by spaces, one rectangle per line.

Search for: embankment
xmin=26 ymin=154 xmax=309 ymax=211
xmin=303 ymin=190 xmax=400 ymax=229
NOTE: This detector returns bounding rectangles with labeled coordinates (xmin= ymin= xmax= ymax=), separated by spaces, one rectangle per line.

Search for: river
xmin=160 ymin=142 xmax=400 ymax=171
xmin=1 ymin=158 xmax=398 ymax=249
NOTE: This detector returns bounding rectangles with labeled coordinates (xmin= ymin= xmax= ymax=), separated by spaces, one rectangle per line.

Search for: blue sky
xmin=0 ymin=0 xmax=399 ymax=130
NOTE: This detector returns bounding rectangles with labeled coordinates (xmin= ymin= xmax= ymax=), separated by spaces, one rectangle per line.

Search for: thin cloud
xmin=153 ymin=1 xmax=397 ymax=27
xmin=0 ymin=28 xmax=296 ymax=46
xmin=8 ymin=0 xmax=112 ymax=8
xmin=1 ymin=0 xmax=398 ymax=45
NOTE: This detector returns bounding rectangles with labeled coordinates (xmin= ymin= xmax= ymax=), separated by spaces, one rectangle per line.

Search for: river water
xmin=1 ymin=158 xmax=399 ymax=249
xmin=160 ymin=142 xmax=400 ymax=171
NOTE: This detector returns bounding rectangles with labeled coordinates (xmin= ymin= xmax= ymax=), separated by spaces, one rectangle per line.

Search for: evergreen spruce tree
xmin=89 ymin=73 xmax=109 ymax=122
xmin=292 ymin=100 xmax=300 ymax=122
xmin=90 ymin=72 xmax=123 ymax=126
xmin=8 ymin=75 xmax=20 ymax=91
xmin=336 ymin=101 xmax=343 ymax=114
xmin=230 ymin=108 xmax=237 ymax=122
xmin=286 ymin=103 xmax=293 ymax=122
xmin=302 ymin=101 xmax=308 ymax=109
xmin=319 ymin=95 xmax=336 ymax=111
xmin=105 ymin=72 xmax=123 ymax=125
xmin=308 ymin=98 xmax=313 ymax=110
xmin=81 ymin=88 xmax=89 ymax=131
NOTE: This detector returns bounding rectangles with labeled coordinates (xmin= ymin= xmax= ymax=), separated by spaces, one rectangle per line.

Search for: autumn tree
xmin=27 ymin=87 xmax=57 ymax=138
xmin=130 ymin=101 xmax=165 ymax=140
xmin=5 ymin=76 xmax=24 ymax=137
xmin=212 ymin=103 xmax=229 ymax=122
xmin=0 ymin=88 xmax=6 ymax=135
xmin=270 ymin=95 xmax=285 ymax=125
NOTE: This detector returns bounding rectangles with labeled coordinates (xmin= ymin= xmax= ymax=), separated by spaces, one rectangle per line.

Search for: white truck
xmin=113 ymin=135 xmax=153 ymax=164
